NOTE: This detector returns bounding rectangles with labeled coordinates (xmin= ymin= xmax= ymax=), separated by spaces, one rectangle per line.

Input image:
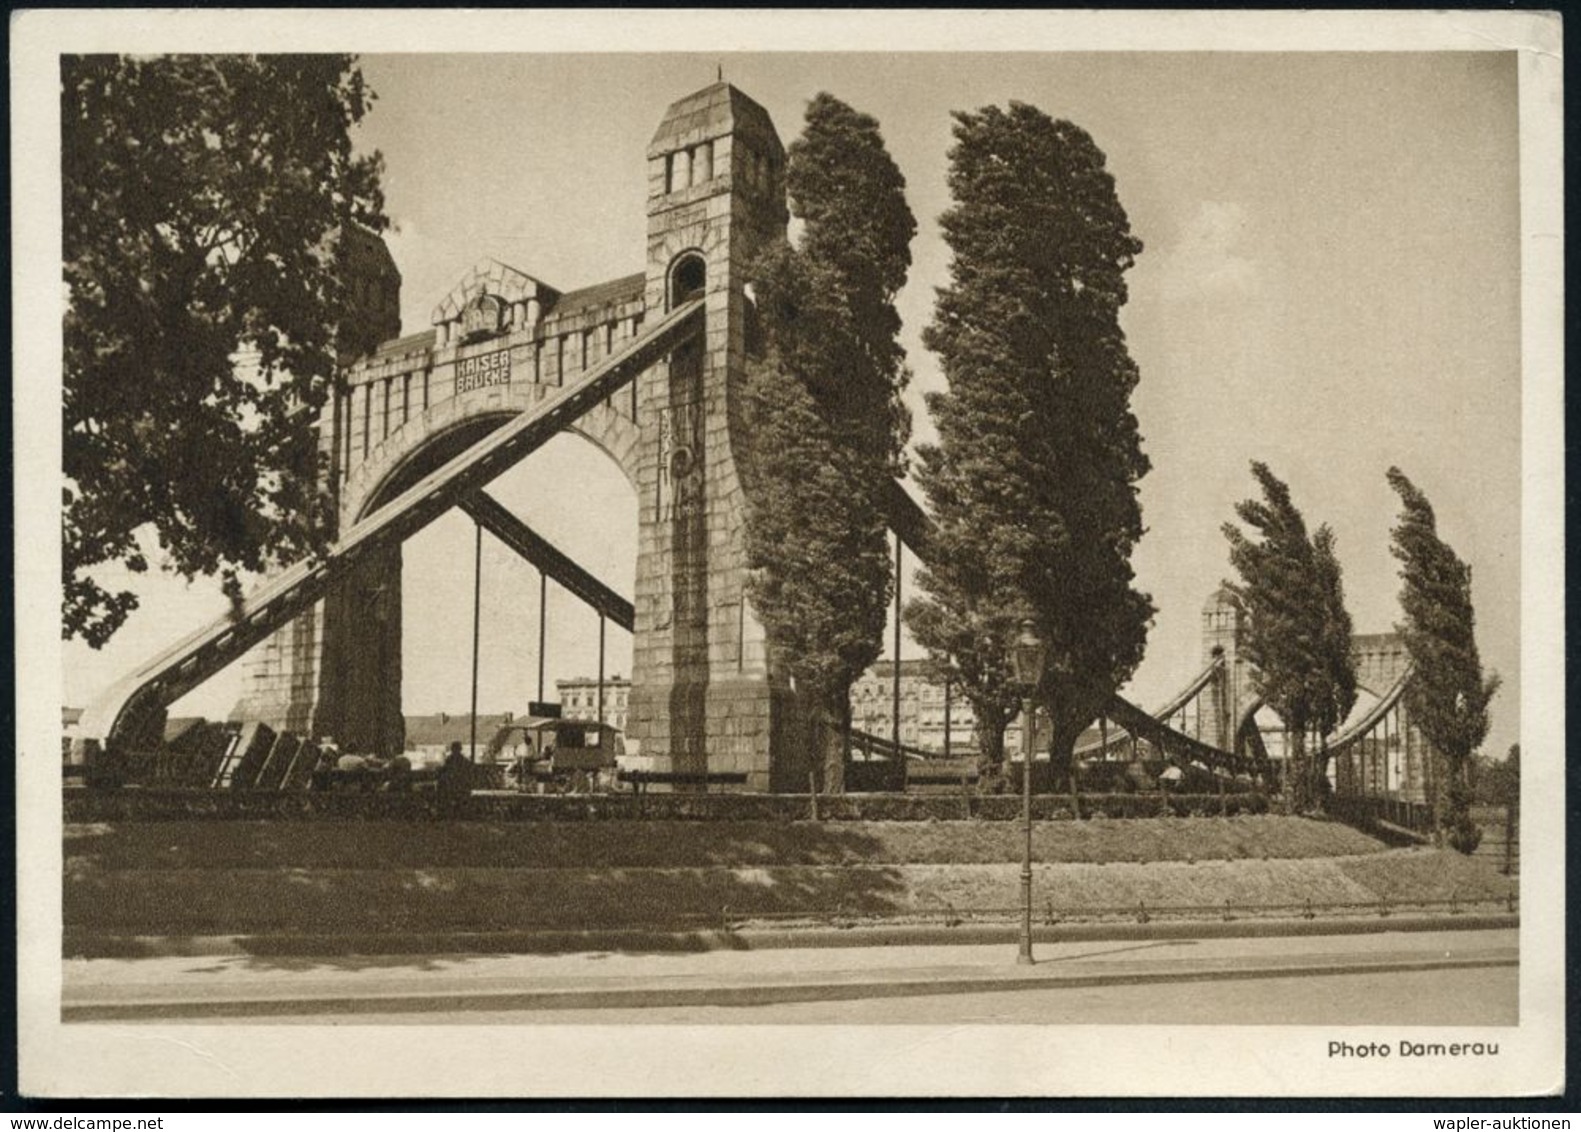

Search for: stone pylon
xmin=1199 ymin=585 xmax=1251 ymax=753
xmin=233 ymin=83 xmax=817 ymax=788
xmin=627 ymin=83 xmax=814 ymax=791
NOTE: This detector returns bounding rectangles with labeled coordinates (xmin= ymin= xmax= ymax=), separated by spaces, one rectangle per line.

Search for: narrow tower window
xmin=669 ymin=253 xmax=707 ymax=309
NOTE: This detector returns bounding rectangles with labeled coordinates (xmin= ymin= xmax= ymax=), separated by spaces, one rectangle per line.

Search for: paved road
xmin=63 ymin=927 xmax=1516 ymax=1025
xmin=216 ymin=965 xmax=1517 ymax=1026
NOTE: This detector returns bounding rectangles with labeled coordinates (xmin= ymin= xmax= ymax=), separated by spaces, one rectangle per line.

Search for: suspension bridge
xmin=68 ymin=80 xmax=1438 ymax=828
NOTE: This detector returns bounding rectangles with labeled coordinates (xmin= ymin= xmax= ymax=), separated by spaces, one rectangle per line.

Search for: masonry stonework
xmin=234 ymin=83 xmax=814 ymax=789
xmin=628 ymin=83 xmax=812 ymax=792
xmin=1198 ymin=586 xmax=1246 ymax=752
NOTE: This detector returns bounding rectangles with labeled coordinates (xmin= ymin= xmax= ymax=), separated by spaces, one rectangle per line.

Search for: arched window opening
xmin=669 ymin=253 xmax=707 ymax=308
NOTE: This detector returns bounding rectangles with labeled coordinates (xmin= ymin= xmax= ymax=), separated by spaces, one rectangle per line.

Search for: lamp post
xmin=1010 ymin=618 xmax=1048 ymax=966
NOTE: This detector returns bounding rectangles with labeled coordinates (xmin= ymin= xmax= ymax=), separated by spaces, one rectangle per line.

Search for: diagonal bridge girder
xmin=1100 ymin=692 xmax=1259 ymax=779
xmin=458 ymin=490 xmax=634 ymax=632
xmin=876 ymin=484 xmax=1254 ymax=776
xmin=880 ymin=479 xmax=935 ymax=562
xmin=1324 ymin=663 xmax=1414 ymax=757
xmin=78 ymin=299 xmax=704 ymax=751
xmin=1071 ymin=662 xmax=1272 ymax=781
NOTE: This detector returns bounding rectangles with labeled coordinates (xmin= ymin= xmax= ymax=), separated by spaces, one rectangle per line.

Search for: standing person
xmin=438 ymin=740 xmax=471 ymax=815
xmin=510 ymin=733 xmax=536 ymax=791
xmin=385 ymin=751 xmax=413 ymax=793
xmin=310 ymin=740 xmax=339 ymax=792
xmin=539 ymin=736 xmax=557 ymax=795
xmin=336 ymin=749 xmax=370 ymax=793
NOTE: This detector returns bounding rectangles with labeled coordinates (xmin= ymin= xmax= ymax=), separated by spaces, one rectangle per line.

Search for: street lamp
xmin=1010 ymin=618 xmax=1048 ymax=965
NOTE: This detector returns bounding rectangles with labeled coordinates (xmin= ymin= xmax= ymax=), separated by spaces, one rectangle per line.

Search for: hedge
xmin=63 ymin=787 xmax=1273 ymax=823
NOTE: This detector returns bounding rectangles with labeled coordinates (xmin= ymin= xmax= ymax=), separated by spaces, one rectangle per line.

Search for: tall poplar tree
xmin=1387 ymin=467 xmax=1499 ymax=852
xmin=908 ymin=102 xmax=1153 ymax=789
xmin=904 ymin=587 xmax=1022 ymax=777
xmin=742 ymin=94 xmax=916 ymax=792
xmin=1222 ymin=462 xmax=1357 ymax=811
xmin=63 ymin=54 xmax=388 ymax=646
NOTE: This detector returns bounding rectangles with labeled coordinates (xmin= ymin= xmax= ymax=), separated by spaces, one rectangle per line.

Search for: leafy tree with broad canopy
xmin=1387 ymin=466 xmax=1499 ymax=852
xmin=741 ymin=93 xmax=916 ymax=793
xmin=1222 ymin=462 xmax=1357 ymax=812
xmin=907 ymin=102 xmax=1153 ymax=788
xmin=63 ymin=54 xmax=388 ymax=646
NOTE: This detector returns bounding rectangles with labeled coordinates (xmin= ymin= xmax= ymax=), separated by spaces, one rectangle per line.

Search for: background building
xmin=555 ymin=675 xmax=630 ymax=732
xmin=851 ymin=660 xmax=1116 ymax=759
xmin=404 ymin=711 xmax=522 ymax=763
xmin=850 ymin=660 xmax=975 ymax=754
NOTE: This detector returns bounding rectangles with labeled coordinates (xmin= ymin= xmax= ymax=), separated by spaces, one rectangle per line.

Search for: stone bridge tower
xmin=630 ymin=83 xmax=811 ymax=791
xmin=1198 ymin=588 xmax=1427 ymax=796
xmin=1199 ymin=585 xmax=1249 ymax=752
xmin=231 ymin=82 xmax=813 ymax=790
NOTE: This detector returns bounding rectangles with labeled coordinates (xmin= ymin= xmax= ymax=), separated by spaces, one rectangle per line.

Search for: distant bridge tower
xmin=1198 ymin=585 xmax=1248 ymax=752
xmin=1196 ymin=588 xmax=1433 ymax=803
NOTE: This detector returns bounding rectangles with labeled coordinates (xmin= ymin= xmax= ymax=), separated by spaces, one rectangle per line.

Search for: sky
xmin=61 ymin=50 xmax=1523 ymax=759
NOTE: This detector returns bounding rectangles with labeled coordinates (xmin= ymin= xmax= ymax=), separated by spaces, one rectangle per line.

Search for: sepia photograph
xmin=13 ymin=9 xmax=1564 ymax=1100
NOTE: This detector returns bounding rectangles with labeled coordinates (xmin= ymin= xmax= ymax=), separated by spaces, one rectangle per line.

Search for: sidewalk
xmin=62 ymin=909 xmax=1519 ymax=960
xmin=61 ymin=927 xmax=1517 ymax=1021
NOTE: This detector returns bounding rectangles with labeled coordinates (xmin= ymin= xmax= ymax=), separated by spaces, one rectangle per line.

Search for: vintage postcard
xmin=13 ymin=9 xmax=1564 ymax=1099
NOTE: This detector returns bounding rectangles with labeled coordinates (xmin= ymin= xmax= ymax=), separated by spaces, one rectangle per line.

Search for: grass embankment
xmin=64 ymin=817 xmax=1516 ymax=941
xmin=67 ymin=815 xmax=1382 ymax=870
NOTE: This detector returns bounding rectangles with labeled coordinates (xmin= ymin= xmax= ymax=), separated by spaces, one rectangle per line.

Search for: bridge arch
xmin=345 ymin=386 xmax=640 ymax=526
xmin=310 ymin=375 xmax=643 ymax=756
xmin=404 ymin=429 xmax=640 ymax=729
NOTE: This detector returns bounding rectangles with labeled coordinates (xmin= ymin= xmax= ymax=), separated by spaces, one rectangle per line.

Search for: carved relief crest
xmin=656 ymin=402 xmax=704 ymax=523
xmin=460 ymin=288 xmax=504 ymax=342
